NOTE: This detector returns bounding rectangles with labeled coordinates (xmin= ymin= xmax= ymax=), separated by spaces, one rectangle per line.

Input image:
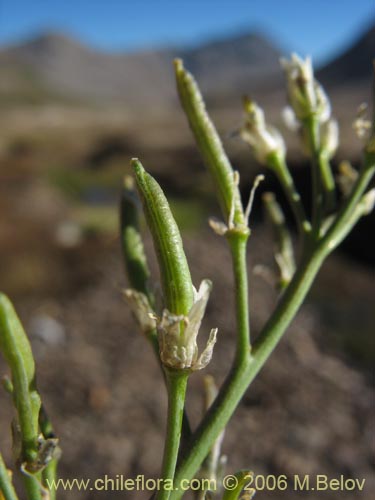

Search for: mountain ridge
xmin=0 ymin=29 xmax=283 ymax=108
xmin=317 ymin=23 xmax=375 ymax=86
xmin=0 ymin=24 xmax=373 ymax=109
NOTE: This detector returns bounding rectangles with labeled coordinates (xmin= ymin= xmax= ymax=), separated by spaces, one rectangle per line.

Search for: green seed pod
xmin=132 ymin=159 xmax=194 ymax=316
xmin=0 ymin=293 xmax=41 ymax=464
xmin=120 ymin=175 xmax=152 ymax=301
xmin=174 ymin=59 xmax=245 ymax=227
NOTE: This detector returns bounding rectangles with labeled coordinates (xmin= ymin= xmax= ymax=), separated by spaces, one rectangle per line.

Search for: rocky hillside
xmin=1 ymin=22 xmax=374 ymax=111
xmin=0 ymin=30 xmax=282 ymax=108
xmin=1 ymin=22 xmax=373 ymax=113
xmin=317 ymin=23 xmax=375 ymax=86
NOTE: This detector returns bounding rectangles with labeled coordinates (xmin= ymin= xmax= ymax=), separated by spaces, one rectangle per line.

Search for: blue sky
xmin=0 ymin=0 xmax=374 ymax=64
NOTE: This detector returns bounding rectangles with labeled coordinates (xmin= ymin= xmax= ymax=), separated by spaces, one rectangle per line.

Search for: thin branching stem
xmin=303 ymin=115 xmax=336 ymax=236
xmin=169 ymin=245 xmax=327 ymax=500
xmin=321 ymin=154 xmax=375 ymax=249
xmin=156 ymin=370 xmax=189 ymax=500
xmin=267 ymin=153 xmax=310 ymax=236
xmin=0 ymin=295 xmax=43 ymax=500
xmin=20 ymin=475 xmax=42 ymax=500
xmin=318 ymin=151 xmax=336 ymax=211
xmin=134 ymin=59 xmax=375 ymax=500
xmin=263 ymin=192 xmax=295 ymax=288
xmin=305 ymin=117 xmax=323 ymax=234
xmin=168 ymin=149 xmax=374 ymax=496
xmin=39 ymin=406 xmax=59 ymax=500
xmin=227 ymin=233 xmax=251 ymax=363
xmin=0 ymin=452 xmax=18 ymax=500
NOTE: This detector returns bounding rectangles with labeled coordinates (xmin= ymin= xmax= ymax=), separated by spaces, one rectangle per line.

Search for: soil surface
xmin=0 ymin=206 xmax=373 ymax=499
xmin=0 ymin=117 xmax=374 ymax=499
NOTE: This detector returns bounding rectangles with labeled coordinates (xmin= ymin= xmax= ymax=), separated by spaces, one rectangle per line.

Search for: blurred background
xmin=0 ymin=1 xmax=374 ymax=498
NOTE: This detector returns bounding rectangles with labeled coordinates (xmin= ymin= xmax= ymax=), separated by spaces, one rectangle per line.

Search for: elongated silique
xmin=132 ymin=159 xmax=194 ymax=317
xmin=174 ymin=59 xmax=245 ymax=228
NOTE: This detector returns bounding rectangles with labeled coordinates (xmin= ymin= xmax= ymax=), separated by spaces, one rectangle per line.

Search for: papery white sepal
xmin=124 ymin=289 xmax=156 ymax=333
xmin=157 ymin=280 xmax=217 ymax=371
xmin=193 ymin=328 xmax=218 ymax=371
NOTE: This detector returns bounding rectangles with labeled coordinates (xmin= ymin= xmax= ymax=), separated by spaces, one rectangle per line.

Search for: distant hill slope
xmin=0 ymin=25 xmax=373 ymax=111
xmin=317 ymin=24 xmax=375 ymax=86
xmin=182 ymin=32 xmax=282 ymax=97
xmin=0 ymin=32 xmax=175 ymax=107
xmin=0 ymin=30 xmax=282 ymax=108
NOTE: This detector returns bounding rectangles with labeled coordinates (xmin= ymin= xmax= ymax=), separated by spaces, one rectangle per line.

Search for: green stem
xmin=42 ymin=461 xmax=57 ymax=500
xmin=156 ymin=370 xmax=189 ymax=500
xmin=197 ymin=376 xmax=223 ymax=499
xmin=169 ymin=146 xmax=374 ymax=498
xmin=0 ymin=295 xmax=42 ymax=500
xmin=21 ymin=475 xmax=43 ymax=500
xmin=304 ymin=116 xmax=336 ymax=234
xmin=304 ymin=116 xmax=325 ymax=235
xmin=318 ymin=152 xmax=336 ymax=212
xmin=263 ymin=192 xmax=296 ymax=289
xmin=169 ymin=247 xmax=326 ymax=500
xmin=267 ymin=153 xmax=310 ymax=236
xmin=39 ymin=406 xmax=59 ymax=500
xmin=227 ymin=233 xmax=251 ymax=363
xmin=0 ymin=452 xmax=18 ymax=500
xmin=321 ymin=155 xmax=375 ymax=249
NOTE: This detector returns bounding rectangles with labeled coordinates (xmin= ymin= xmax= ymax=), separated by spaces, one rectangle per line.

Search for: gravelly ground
xmin=1 ymin=220 xmax=373 ymax=500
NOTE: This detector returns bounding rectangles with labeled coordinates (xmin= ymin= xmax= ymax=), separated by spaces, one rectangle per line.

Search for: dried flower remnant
xmin=209 ymin=172 xmax=264 ymax=238
xmin=123 ymin=289 xmax=156 ymax=335
xmin=157 ymin=280 xmax=217 ymax=371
